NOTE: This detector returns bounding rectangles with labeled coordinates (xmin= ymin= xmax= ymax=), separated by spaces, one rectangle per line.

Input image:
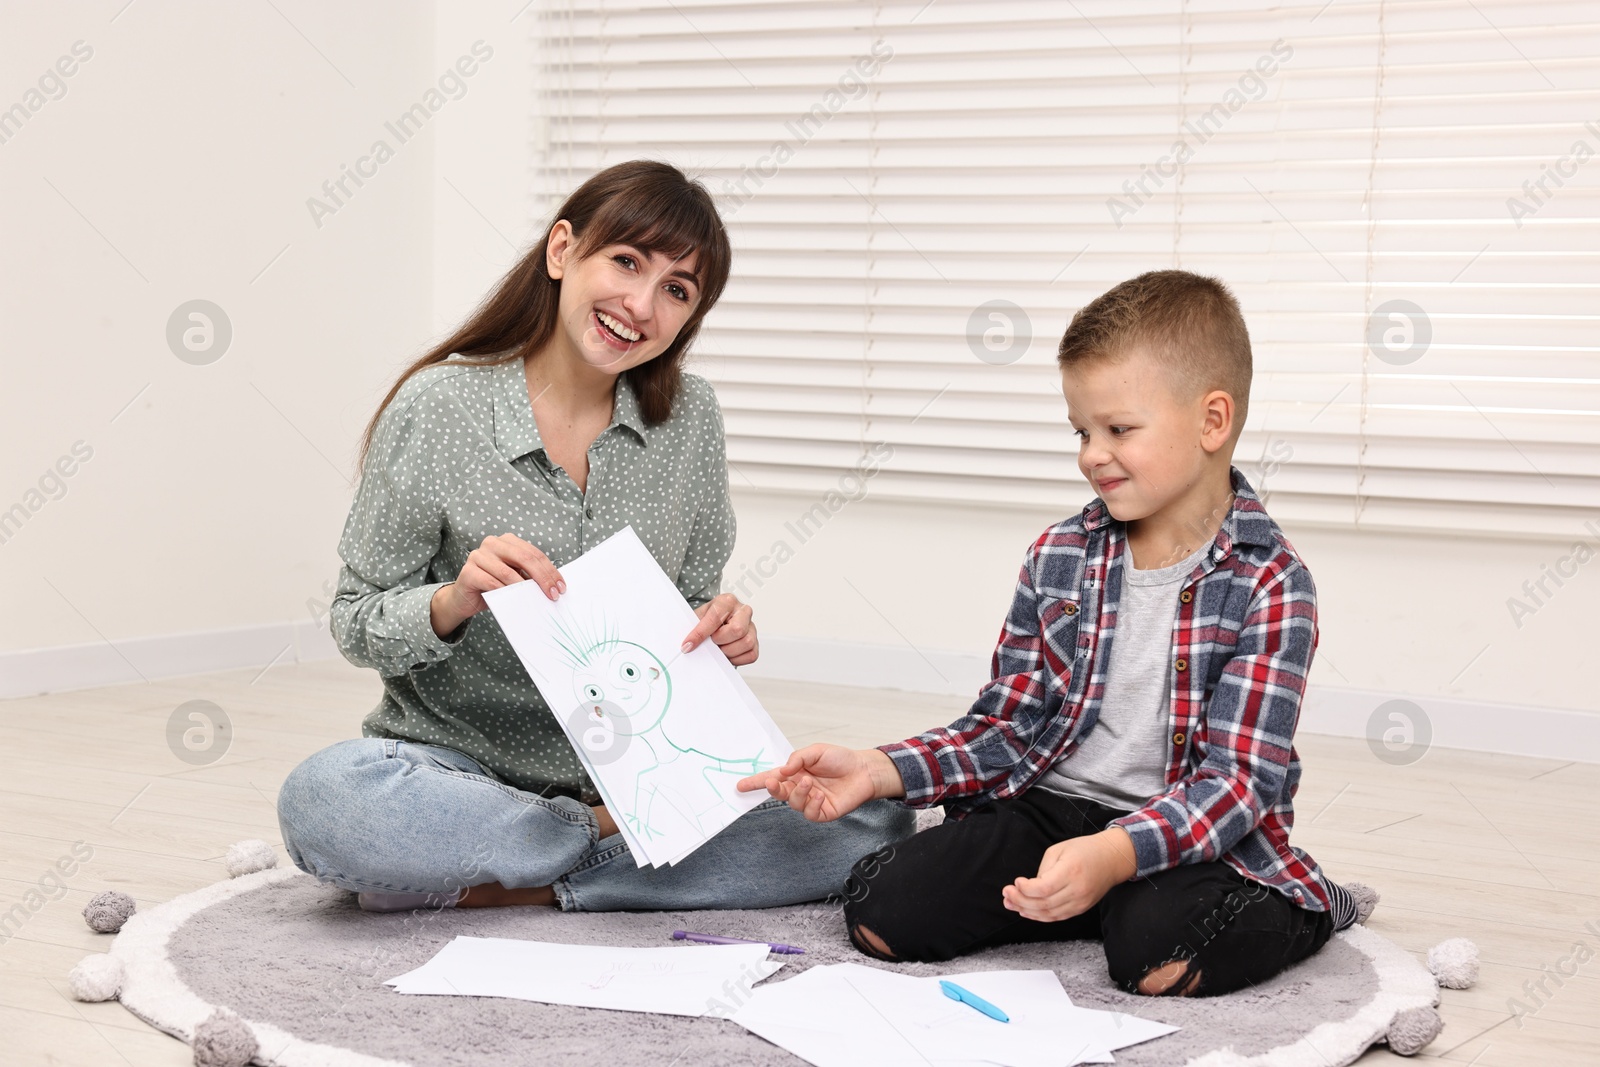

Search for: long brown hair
xmin=358 ymin=160 xmax=732 ymax=471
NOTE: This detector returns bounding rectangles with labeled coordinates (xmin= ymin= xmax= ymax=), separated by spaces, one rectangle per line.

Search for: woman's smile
xmin=593 ymin=308 xmax=644 ymax=345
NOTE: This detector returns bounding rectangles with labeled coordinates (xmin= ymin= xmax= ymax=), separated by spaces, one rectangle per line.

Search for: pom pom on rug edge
xmin=68 ymin=953 xmax=125 ymax=1002
xmin=1344 ymin=881 xmax=1380 ymax=925
xmin=192 ymin=1007 xmax=259 ymax=1067
xmin=82 ymin=890 xmax=137 ymax=933
xmin=1428 ymin=937 xmax=1480 ymax=989
xmin=1387 ymin=1006 xmax=1443 ymax=1056
xmin=223 ymin=839 xmax=278 ymax=878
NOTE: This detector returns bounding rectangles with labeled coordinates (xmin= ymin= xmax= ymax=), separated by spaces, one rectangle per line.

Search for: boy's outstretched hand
xmin=736 ymin=743 xmax=904 ymax=822
xmin=1002 ymin=828 xmax=1138 ymax=922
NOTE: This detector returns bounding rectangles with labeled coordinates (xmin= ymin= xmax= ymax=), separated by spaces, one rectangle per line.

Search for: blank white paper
xmin=729 ymin=964 xmax=1179 ymax=1067
xmin=385 ymin=936 xmax=784 ymax=1016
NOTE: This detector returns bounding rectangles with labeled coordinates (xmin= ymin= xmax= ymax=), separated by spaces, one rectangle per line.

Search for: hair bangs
xmin=577 ymin=182 xmax=728 ymax=297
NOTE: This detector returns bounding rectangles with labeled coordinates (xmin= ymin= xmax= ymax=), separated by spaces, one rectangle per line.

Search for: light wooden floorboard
xmin=2 ymin=661 xmax=1595 ymax=1065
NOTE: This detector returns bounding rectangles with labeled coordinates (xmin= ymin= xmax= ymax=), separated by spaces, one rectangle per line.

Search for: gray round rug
xmin=106 ymin=865 xmax=1438 ymax=1066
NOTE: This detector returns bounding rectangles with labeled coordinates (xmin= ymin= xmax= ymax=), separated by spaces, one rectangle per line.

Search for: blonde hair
xmin=1058 ymin=270 xmax=1252 ymax=430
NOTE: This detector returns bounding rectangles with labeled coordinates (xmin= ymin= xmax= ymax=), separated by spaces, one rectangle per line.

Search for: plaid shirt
xmin=879 ymin=469 xmax=1356 ymax=927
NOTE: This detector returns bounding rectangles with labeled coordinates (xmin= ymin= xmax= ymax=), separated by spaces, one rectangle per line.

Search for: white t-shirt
xmin=1032 ymin=542 xmax=1208 ymax=812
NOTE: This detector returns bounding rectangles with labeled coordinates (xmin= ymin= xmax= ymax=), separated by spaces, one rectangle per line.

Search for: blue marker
xmin=939 ymin=979 xmax=1010 ymax=1023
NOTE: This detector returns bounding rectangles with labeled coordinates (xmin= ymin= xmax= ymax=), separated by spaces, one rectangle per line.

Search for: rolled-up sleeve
xmin=330 ymin=392 xmax=466 ymax=678
xmin=1111 ymin=561 xmax=1317 ymax=877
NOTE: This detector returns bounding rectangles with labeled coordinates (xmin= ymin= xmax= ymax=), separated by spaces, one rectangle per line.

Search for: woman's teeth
xmin=597 ymin=311 xmax=641 ymax=342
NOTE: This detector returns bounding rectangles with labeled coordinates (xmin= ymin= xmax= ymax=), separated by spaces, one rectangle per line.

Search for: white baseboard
xmin=0 ymin=619 xmax=340 ymax=700
xmin=744 ymin=635 xmax=1600 ymax=765
xmin=5 ymin=626 xmax=1595 ymax=764
xmin=1295 ymin=686 xmax=1600 ymax=765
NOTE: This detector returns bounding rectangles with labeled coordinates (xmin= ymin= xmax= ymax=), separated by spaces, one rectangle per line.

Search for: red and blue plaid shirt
xmin=879 ymin=469 xmax=1356 ymax=927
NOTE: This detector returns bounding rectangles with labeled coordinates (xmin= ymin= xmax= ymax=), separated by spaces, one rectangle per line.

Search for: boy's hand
xmin=735 ymin=744 xmax=904 ymax=822
xmin=1002 ymin=828 xmax=1137 ymax=922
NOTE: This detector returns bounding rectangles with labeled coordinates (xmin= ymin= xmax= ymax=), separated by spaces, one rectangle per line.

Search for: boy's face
xmin=1061 ymin=346 xmax=1225 ymax=523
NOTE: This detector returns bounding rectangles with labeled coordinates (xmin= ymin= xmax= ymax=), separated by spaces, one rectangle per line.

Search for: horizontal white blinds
xmin=534 ymin=0 xmax=1600 ymax=537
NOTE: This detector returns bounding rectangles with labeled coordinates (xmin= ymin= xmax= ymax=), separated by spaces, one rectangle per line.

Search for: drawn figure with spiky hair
xmin=554 ymin=614 xmax=774 ymax=843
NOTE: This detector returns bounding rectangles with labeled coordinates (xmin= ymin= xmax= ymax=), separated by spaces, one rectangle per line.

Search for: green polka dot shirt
xmin=331 ymin=357 xmax=735 ymax=804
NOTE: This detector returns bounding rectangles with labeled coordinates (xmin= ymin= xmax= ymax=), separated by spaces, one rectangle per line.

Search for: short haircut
xmin=1057 ymin=270 xmax=1252 ymax=431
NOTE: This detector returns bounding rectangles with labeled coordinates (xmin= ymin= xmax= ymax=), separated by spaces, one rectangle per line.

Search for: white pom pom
xmin=1428 ymin=937 xmax=1479 ymax=989
xmin=224 ymin=839 xmax=278 ymax=878
xmin=68 ymin=953 xmax=125 ymax=1001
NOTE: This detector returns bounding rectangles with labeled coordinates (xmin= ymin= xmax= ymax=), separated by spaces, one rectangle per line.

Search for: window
xmin=534 ymin=0 xmax=1600 ymax=537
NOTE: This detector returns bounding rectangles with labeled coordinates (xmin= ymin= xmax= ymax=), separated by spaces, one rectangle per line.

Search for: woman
xmin=277 ymin=160 xmax=915 ymax=912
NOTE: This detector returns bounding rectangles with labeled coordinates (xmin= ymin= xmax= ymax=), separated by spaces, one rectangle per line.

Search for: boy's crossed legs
xmin=841 ymin=788 xmax=1333 ymax=998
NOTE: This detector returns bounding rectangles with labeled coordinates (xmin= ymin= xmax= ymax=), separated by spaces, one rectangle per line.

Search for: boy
xmin=737 ymin=270 xmax=1359 ymax=998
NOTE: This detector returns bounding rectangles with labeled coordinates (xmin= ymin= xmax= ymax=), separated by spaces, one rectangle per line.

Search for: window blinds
xmin=533 ymin=0 xmax=1600 ymax=538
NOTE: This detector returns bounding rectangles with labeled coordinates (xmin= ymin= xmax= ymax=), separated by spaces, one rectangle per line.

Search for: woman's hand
xmin=1001 ymin=828 xmax=1138 ymax=922
xmin=736 ymin=744 xmax=903 ymax=821
xmin=430 ymin=534 xmax=565 ymax=638
xmin=681 ymin=592 xmax=758 ymax=665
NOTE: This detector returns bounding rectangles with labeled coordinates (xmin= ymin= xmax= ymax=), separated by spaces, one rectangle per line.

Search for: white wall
xmin=430 ymin=2 xmax=539 ymax=341
xmin=3 ymin=3 xmax=1593 ymax=756
xmin=1 ymin=1 xmax=437 ymax=669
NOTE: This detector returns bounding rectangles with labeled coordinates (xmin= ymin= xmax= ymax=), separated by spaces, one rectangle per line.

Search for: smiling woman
xmin=358 ymin=159 xmax=729 ymax=459
xmin=275 ymin=160 xmax=916 ymax=917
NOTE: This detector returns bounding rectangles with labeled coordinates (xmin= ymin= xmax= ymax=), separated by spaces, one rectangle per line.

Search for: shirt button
xmin=1064 ymin=603 xmax=1078 ymax=616
xmin=1173 ymin=732 xmax=1185 ymax=745
xmin=585 ymin=507 xmax=594 ymax=519
xmin=1179 ymin=590 xmax=1193 ymax=604
xmin=1175 ymin=658 xmax=1188 ymax=672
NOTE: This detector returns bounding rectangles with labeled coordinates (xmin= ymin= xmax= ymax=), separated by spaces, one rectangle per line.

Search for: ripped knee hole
xmin=849 ymin=923 xmax=897 ymax=961
xmin=1136 ymin=959 xmax=1203 ymax=997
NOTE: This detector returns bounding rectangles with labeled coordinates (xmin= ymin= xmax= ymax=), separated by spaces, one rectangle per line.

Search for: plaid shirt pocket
xmin=1038 ymin=595 xmax=1083 ymax=688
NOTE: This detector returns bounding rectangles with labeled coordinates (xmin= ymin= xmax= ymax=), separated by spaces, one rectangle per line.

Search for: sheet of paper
xmin=729 ymin=964 xmax=1178 ymax=1067
xmin=729 ymin=964 xmax=983 ymax=1067
xmin=385 ymin=936 xmax=784 ymax=1016
xmin=842 ymin=967 xmax=1117 ymax=1067
xmin=484 ymin=526 xmax=793 ymax=867
xmin=1054 ymin=1002 xmax=1179 ymax=1057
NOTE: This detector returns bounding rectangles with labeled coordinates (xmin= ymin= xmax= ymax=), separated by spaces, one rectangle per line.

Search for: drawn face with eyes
xmin=571 ymin=640 xmax=672 ymax=736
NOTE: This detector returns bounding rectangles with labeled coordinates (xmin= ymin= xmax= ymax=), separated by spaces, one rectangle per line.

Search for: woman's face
xmin=546 ymin=220 xmax=703 ymax=375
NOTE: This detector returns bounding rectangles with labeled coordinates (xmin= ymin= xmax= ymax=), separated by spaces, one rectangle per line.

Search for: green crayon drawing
xmin=553 ymin=615 xmax=776 ymax=842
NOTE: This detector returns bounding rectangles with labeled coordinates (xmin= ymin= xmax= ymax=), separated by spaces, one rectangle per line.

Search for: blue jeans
xmin=277 ymin=738 xmax=917 ymax=911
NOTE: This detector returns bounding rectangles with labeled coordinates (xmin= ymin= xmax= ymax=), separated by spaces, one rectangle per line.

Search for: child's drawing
xmin=483 ymin=524 xmax=796 ymax=867
xmin=554 ymin=615 xmax=777 ymax=843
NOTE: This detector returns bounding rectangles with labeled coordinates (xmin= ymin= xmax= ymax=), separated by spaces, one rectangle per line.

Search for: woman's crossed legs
xmin=277 ymin=737 xmax=917 ymax=912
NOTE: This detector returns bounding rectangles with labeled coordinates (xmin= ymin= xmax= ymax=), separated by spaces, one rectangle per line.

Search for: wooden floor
xmin=2 ymin=659 xmax=1595 ymax=1065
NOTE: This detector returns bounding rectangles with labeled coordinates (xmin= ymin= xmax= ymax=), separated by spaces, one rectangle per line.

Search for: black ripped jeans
xmin=840 ymin=788 xmax=1333 ymax=997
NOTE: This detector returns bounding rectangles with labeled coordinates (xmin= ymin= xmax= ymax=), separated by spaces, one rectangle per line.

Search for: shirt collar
xmin=491 ymin=358 xmax=650 ymax=461
xmin=610 ymin=370 xmax=651 ymax=445
xmin=1223 ymin=468 xmax=1276 ymax=549
xmin=1081 ymin=466 xmax=1275 ymax=551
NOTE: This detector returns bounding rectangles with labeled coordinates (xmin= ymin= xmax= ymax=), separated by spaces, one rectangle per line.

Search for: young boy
xmin=737 ymin=270 xmax=1359 ymax=998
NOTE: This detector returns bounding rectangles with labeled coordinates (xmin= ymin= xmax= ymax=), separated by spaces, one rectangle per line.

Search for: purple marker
xmin=672 ymin=929 xmax=805 ymax=954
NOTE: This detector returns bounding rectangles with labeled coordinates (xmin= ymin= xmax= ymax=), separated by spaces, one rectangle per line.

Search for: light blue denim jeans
xmin=277 ymin=737 xmax=918 ymax=911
